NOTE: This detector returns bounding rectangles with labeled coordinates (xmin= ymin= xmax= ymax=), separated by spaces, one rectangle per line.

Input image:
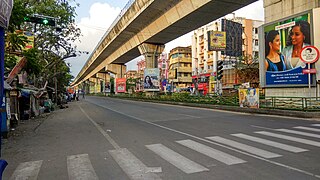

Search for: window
xmin=255 ymin=39 xmax=258 ymax=46
xmin=255 ymin=28 xmax=258 ymax=34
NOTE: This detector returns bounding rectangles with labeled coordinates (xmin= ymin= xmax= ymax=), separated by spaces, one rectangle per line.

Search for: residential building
xmin=192 ymin=16 xmax=263 ymax=93
xmin=125 ymin=70 xmax=138 ymax=79
xmin=168 ymin=46 xmax=192 ymax=89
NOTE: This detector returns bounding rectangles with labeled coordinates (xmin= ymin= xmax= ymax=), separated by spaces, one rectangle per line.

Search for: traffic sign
xmin=300 ymin=46 xmax=319 ymax=64
xmin=302 ymin=68 xmax=317 ymax=74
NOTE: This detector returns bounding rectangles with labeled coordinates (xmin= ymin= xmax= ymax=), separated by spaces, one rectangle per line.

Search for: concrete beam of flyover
xmin=72 ymin=0 xmax=257 ymax=86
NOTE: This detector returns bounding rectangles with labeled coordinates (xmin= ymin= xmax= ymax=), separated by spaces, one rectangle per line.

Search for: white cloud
xmin=234 ymin=0 xmax=264 ymax=20
xmin=67 ymin=2 xmax=121 ymax=77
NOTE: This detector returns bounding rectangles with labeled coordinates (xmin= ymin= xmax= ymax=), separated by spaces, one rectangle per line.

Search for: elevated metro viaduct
xmin=71 ymin=0 xmax=258 ymax=92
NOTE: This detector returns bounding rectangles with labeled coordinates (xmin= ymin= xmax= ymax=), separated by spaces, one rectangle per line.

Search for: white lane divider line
xmin=67 ymin=154 xmax=99 ymax=180
xmin=146 ymin=143 xmax=209 ymax=174
xmin=176 ymin=139 xmax=246 ymax=165
xmin=231 ymin=133 xmax=308 ymax=153
xmin=10 ymin=160 xmax=43 ymax=180
xmin=109 ymin=148 xmax=162 ymax=180
xmin=79 ymin=105 xmax=120 ymax=149
xmin=206 ymin=136 xmax=281 ymax=158
xmin=255 ymin=131 xmax=320 ymax=147
xmin=276 ymin=129 xmax=320 ymax=139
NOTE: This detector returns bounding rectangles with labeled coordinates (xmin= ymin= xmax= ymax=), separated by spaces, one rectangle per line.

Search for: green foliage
xmin=23 ymin=48 xmax=41 ymax=76
xmin=110 ymin=78 xmax=115 ymax=94
xmin=6 ymin=0 xmax=81 ymax=92
xmin=126 ymin=78 xmax=136 ymax=91
xmin=234 ymin=55 xmax=260 ymax=85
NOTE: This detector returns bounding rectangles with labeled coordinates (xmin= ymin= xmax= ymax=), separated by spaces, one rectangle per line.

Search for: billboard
xmin=144 ymin=68 xmax=160 ymax=91
xmin=261 ymin=12 xmax=312 ymax=87
xmin=239 ymin=88 xmax=259 ymax=108
xmin=221 ymin=19 xmax=242 ymax=57
xmin=116 ymin=78 xmax=126 ymax=93
xmin=208 ymin=31 xmax=226 ymax=51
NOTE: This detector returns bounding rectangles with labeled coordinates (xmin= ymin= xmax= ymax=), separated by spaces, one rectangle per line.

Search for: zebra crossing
xmin=8 ymin=123 xmax=320 ymax=179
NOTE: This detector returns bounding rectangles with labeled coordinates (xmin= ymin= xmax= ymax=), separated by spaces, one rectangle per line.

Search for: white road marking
xmin=67 ymin=154 xmax=98 ymax=180
xmin=109 ymin=148 xmax=162 ymax=180
xmin=294 ymin=126 xmax=320 ymax=132
xmin=231 ymin=133 xmax=308 ymax=153
xmin=10 ymin=160 xmax=43 ymax=180
xmin=276 ymin=129 xmax=320 ymax=138
xmin=79 ymin=105 xmax=120 ymax=149
xmin=206 ymin=136 xmax=281 ymax=158
xmin=90 ymin=102 xmax=320 ymax=179
xmin=256 ymin=131 xmax=320 ymax=147
xmin=312 ymin=124 xmax=320 ymax=127
xmin=179 ymin=114 xmax=201 ymax=118
xmin=146 ymin=144 xmax=209 ymax=174
xmin=176 ymin=139 xmax=245 ymax=165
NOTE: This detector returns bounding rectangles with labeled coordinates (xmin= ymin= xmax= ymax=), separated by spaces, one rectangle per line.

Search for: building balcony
xmin=177 ymin=67 xmax=192 ymax=72
xmin=177 ymin=77 xmax=192 ymax=83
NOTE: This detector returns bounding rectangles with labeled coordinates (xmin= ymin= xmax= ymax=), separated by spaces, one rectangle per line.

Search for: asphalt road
xmin=3 ymin=96 xmax=320 ymax=180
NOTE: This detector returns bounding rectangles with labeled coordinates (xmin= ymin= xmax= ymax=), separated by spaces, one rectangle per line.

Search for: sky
xmin=67 ymin=0 xmax=264 ymax=78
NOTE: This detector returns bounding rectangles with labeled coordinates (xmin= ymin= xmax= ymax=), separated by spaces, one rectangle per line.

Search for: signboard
xmin=116 ymin=78 xmax=126 ymax=93
xmin=221 ymin=19 xmax=242 ymax=57
xmin=0 ymin=0 xmax=13 ymax=28
xmin=144 ymin=68 xmax=160 ymax=91
xmin=303 ymin=68 xmax=317 ymax=74
xmin=262 ymin=13 xmax=312 ymax=87
xmin=239 ymin=88 xmax=259 ymax=108
xmin=300 ymin=46 xmax=319 ymax=64
xmin=208 ymin=31 xmax=226 ymax=51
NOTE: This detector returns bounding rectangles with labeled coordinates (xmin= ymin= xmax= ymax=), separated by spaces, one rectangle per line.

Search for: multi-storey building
xmin=168 ymin=46 xmax=192 ymax=90
xmin=192 ymin=16 xmax=263 ymax=93
xmin=125 ymin=70 xmax=138 ymax=79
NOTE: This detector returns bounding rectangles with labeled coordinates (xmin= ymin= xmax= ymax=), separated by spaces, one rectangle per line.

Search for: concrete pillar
xmin=138 ymin=43 xmax=165 ymax=68
xmin=105 ymin=64 xmax=126 ymax=78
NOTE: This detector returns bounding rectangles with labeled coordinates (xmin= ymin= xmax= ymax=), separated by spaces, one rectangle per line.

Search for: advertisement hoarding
xmin=116 ymin=78 xmax=126 ymax=93
xmin=144 ymin=68 xmax=160 ymax=91
xmin=239 ymin=88 xmax=259 ymax=108
xmin=208 ymin=31 xmax=226 ymax=51
xmin=261 ymin=12 xmax=313 ymax=87
xmin=221 ymin=19 xmax=242 ymax=57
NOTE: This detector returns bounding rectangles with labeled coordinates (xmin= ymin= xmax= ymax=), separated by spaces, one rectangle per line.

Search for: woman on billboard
xmin=265 ymin=30 xmax=287 ymax=71
xmin=282 ymin=20 xmax=311 ymax=69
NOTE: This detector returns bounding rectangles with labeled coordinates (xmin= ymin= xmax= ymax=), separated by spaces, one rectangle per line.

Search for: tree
xmin=234 ymin=55 xmax=260 ymax=87
xmin=6 ymin=0 xmax=81 ymax=91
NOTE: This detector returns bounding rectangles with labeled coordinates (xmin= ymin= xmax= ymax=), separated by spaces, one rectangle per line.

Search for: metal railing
xmin=260 ymin=96 xmax=320 ymax=111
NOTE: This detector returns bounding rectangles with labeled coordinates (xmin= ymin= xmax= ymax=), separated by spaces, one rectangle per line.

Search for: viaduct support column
xmin=138 ymin=43 xmax=165 ymax=96
xmin=138 ymin=43 xmax=165 ymax=68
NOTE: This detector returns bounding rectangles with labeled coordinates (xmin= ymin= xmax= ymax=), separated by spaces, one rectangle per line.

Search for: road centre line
xmin=79 ymin=105 xmax=120 ymax=149
xmin=91 ymin=102 xmax=320 ymax=179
